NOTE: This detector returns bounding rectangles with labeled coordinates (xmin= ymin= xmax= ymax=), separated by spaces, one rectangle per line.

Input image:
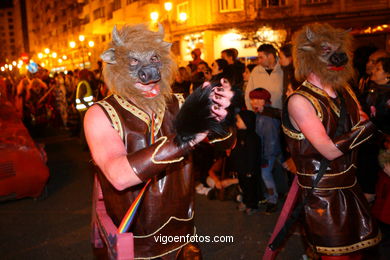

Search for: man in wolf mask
xmin=84 ymin=24 xmax=233 ymax=259
xmin=282 ymin=23 xmax=381 ymax=259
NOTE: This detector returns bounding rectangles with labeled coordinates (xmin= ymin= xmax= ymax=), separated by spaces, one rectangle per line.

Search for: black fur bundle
xmin=174 ymin=81 xmax=231 ymax=145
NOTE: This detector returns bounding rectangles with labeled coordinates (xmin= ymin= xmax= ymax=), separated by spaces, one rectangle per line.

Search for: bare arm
xmin=84 ymin=105 xmax=142 ymax=190
xmin=288 ymin=94 xmax=343 ymax=160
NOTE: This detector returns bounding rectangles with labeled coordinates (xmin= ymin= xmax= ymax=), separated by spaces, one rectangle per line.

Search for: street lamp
xmin=69 ymin=35 xmax=95 ymax=69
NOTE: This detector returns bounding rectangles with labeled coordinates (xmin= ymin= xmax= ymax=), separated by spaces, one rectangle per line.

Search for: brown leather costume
xmin=95 ymin=94 xmax=200 ymax=259
xmin=282 ymin=81 xmax=381 ymax=255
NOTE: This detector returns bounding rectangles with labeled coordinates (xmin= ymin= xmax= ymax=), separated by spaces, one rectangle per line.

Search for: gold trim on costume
xmin=282 ymin=124 xmax=305 ymax=140
xmin=302 ymin=81 xmax=340 ymax=117
xmin=133 ymin=211 xmax=194 ymax=239
xmin=113 ymin=94 xmax=165 ymax=137
xmin=133 ymin=227 xmax=197 ymax=260
xmin=344 ymin=84 xmax=360 ymax=108
xmin=315 ymin=232 xmax=381 ymax=255
xmin=297 ymin=178 xmax=357 ymax=190
xmin=151 ymin=136 xmax=184 ymax=164
xmin=349 ymin=122 xmax=373 ymax=150
xmin=294 ymin=90 xmax=324 ymax=121
xmin=174 ymin=93 xmax=185 ymax=108
xmin=297 ymin=164 xmax=356 ymax=177
xmin=209 ymin=131 xmax=233 ymax=144
xmin=96 ymin=100 xmax=124 ymax=140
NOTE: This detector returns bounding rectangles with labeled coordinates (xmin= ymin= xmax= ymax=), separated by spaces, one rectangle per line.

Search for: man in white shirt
xmin=245 ymin=44 xmax=284 ymax=110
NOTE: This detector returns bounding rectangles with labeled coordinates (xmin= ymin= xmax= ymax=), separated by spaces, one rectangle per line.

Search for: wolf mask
xmin=292 ymin=23 xmax=353 ymax=88
xmin=101 ymin=24 xmax=176 ymax=113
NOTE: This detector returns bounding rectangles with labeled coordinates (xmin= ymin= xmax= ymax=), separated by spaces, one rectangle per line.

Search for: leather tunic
xmin=96 ymin=94 xmax=195 ymax=259
xmin=282 ymin=81 xmax=380 ymax=255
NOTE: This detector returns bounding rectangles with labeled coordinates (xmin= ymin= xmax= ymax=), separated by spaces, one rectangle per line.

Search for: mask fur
xmin=101 ymin=24 xmax=176 ymax=113
xmin=292 ymin=23 xmax=353 ymax=88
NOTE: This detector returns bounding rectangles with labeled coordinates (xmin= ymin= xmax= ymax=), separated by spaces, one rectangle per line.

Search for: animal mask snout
xmin=329 ymin=52 xmax=348 ymax=67
xmin=137 ymin=64 xmax=161 ymax=84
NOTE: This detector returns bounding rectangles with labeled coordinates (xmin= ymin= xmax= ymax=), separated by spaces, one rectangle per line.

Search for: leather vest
xmin=282 ymin=81 xmax=380 ymax=255
xmin=96 ymin=94 xmax=195 ymax=259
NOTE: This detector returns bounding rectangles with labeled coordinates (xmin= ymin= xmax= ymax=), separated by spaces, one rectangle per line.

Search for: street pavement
xmin=0 ymin=132 xmax=388 ymax=260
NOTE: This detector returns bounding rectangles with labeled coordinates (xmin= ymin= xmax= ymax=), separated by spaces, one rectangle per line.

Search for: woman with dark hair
xmin=172 ymin=66 xmax=191 ymax=97
xmin=279 ymin=43 xmax=300 ymax=101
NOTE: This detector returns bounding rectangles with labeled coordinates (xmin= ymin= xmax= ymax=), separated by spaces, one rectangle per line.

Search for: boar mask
xmin=292 ymin=23 xmax=353 ymax=88
xmin=101 ymin=24 xmax=176 ymax=113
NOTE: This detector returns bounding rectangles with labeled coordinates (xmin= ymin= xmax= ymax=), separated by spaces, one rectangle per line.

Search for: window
xmin=262 ymin=0 xmax=286 ymax=7
xmin=101 ymin=35 xmax=106 ymax=42
xmin=8 ymin=18 xmax=13 ymax=23
xmin=8 ymin=25 xmax=14 ymax=30
xmin=177 ymin=2 xmax=189 ymax=21
xmin=9 ymin=32 xmax=14 ymax=36
xmin=93 ymin=7 xmax=105 ymax=20
xmin=219 ymin=0 xmax=244 ymax=12
xmin=10 ymin=38 xmax=15 ymax=43
xmin=113 ymin=0 xmax=121 ymax=11
xmin=7 ymin=11 xmax=12 ymax=16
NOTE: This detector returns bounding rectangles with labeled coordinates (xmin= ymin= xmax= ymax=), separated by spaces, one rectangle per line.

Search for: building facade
xmin=25 ymin=0 xmax=390 ymax=71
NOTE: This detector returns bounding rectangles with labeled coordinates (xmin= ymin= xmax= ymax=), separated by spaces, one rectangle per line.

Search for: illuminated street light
xmin=12 ymin=61 xmax=17 ymax=66
xmin=38 ymin=53 xmax=43 ymax=59
xmin=88 ymin=40 xmax=95 ymax=47
xmin=1 ymin=67 xmax=4 ymax=71
xmin=17 ymin=64 xmax=22 ymax=69
xmin=69 ymin=41 xmax=76 ymax=48
xmin=79 ymin=35 xmax=85 ymax=42
xmin=164 ymin=2 xmax=172 ymax=11
xmin=9 ymin=65 xmax=13 ymax=71
xmin=18 ymin=60 xmax=23 ymax=65
xmin=62 ymin=55 xmax=67 ymax=60
xmin=5 ymin=64 xmax=8 ymax=69
xmin=52 ymin=52 xmax=57 ymax=58
xmin=179 ymin=12 xmax=187 ymax=22
xmin=44 ymin=48 xmax=50 ymax=54
xmin=150 ymin=12 xmax=159 ymax=22
xmin=58 ymin=58 xmax=63 ymax=63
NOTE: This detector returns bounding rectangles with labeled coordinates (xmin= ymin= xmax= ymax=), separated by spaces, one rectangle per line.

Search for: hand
xmin=203 ymin=78 xmax=234 ymax=122
xmin=282 ymin=157 xmax=297 ymax=174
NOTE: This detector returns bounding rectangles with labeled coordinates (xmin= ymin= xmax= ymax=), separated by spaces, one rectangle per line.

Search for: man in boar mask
xmin=84 ymin=24 xmax=233 ymax=259
xmin=281 ymin=23 xmax=381 ymax=259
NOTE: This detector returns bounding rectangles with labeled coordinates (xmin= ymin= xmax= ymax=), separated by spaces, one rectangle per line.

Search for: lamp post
xmin=69 ymin=35 xmax=95 ymax=70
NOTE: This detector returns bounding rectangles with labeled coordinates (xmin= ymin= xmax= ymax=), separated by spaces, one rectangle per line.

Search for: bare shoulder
xmin=288 ymin=94 xmax=316 ymax=117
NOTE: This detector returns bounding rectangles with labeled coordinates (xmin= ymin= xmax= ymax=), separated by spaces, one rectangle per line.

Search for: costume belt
xmin=297 ymin=164 xmax=357 ymax=190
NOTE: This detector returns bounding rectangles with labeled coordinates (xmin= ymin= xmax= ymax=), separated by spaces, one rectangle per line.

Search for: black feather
xmin=174 ymin=81 xmax=229 ymax=145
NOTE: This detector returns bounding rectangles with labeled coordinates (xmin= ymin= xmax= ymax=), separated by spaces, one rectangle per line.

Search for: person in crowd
xmin=187 ymin=48 xmax=205 ymax=74
xmin=221 ymin=48 xmax=245 ymax=88
xmin=371 ymin=134 xmax=390 ymax=241
xmin=190 ymin=61 xmax=211 ymax=92
xmin=232 ymin=110 xmax=263 ymax=215
xmin=206 ymin=145 xmax=240 ymax=202
xmin=210 ymin=58 xmax=228 ymax=80
xmin=172 ymin=66 xmax=191 ymax=97
xmin=250 ymin=88 xmax=282 ymax=214
xmin=84 ymin=24 xmax=233 ymax=259
xmin=15 ymin=76 xmax=31 ymax=119
xmin=358 ymin=49 xmax=389 ymax=97
xmin=356 ymin=56 xmax=390 ymax=203
xmin=242 ymin=64 xmax=257 ymax=94
xmin=53 ymin=73 xmax=68 ymax=128
xmin=281 ymin=23 xmax=380 ymax=259
xmin=279 ymin=43 xmax=300 ymax=101
xmin=245 ymin=44 xmax=284 ymax=111
xmin=368 ymin=57 xmax=390 ymax=134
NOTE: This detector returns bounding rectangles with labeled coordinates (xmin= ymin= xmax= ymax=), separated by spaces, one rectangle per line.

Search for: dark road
xmin=0 ymin=133 xmax=388 ymax=260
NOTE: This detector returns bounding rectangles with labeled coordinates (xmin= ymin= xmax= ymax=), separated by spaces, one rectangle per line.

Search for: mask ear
xmin=101 ymin=48 xmax=116 ymax=64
